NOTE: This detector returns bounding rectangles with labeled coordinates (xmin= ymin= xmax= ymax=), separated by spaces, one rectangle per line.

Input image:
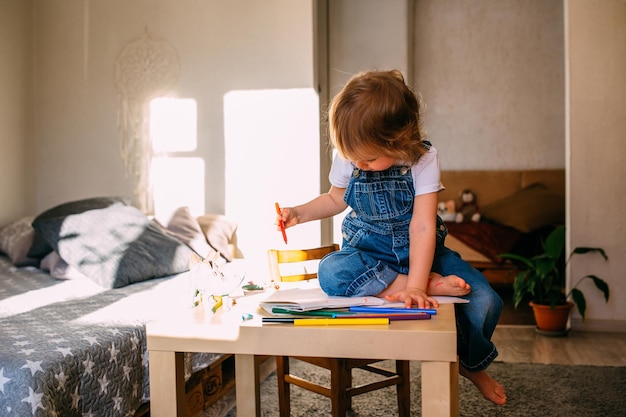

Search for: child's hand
xmin=275 ymin=206 xmax=297 ymax=229
xmin=384 ymin=287 xmax=439 ymax=309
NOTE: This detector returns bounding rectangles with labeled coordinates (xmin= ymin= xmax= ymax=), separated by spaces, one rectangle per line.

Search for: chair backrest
xmin=267 ymin=244 xmax=339 ymax=282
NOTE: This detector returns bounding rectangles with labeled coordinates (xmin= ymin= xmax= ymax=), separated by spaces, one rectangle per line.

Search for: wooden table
xmin=147 ymin=300 xmax=459 ymax=417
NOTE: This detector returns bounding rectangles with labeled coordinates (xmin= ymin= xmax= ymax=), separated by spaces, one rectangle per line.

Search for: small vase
xmin=529 ymin=301 xmax=574 ymax=336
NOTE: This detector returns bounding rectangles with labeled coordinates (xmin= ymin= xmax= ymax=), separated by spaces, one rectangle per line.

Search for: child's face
xmin=353 ymin=156 xmax=396 ymax=172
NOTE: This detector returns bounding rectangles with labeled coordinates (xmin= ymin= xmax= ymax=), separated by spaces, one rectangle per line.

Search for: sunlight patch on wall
xmin=224 ymin=88 xmax=320 ymax=271
xmin=150 ymin=98 xmax=197 ymax=152
xmin=151 ymin=157 xmax=205 ymax=225
xmin=149 ymin=98 xmax=204 ymax=224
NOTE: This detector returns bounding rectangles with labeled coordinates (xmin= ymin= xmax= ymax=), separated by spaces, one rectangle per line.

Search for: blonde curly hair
xmin=328 ymin=69 xmax=428 ymax=164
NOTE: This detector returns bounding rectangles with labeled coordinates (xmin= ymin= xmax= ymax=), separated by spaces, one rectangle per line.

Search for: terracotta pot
xmin=529 ymin=301 xmax=574 ymax=332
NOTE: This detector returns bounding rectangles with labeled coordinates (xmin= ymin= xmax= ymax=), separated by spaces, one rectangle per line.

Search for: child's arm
xmin=279 ymin=185 xmax=348 ymax=228
xmin=385 ymin=192 xmax=439 ymax=308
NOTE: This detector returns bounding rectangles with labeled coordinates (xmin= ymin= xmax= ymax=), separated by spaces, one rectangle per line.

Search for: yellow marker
xmin=293 ymin=318 xmax=389 ymax=326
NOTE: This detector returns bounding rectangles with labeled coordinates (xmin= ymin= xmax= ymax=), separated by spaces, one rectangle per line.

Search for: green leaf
xmin=589 ymin=275 xmax=610 ymax=302
xmin=571 ymin=288 xmax=586 ymax=319
xmin=571 ymin=247 xmax=608 ymax=260
xmin=499 ymin=253 xmax=534 ymax=268
xmin=543 ymin=225 xmax=565 ymax=258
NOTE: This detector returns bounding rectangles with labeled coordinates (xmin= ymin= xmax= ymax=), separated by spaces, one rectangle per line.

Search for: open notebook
xmin=258 ymin=287 xmax=384 ymax=313
xmin=258 ymin=286 xmax=468 ymax=314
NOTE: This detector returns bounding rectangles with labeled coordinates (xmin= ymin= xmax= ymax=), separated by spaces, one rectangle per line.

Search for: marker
xmin=262 ymin=317 xmax=390 ymax=325
xmin=349 ymin=306 xmax=437 ymax=315
xmin=263 ymin=317 xmax=298 ymax=323
xmin=294 ymin=318 xmax=389 ymax=326
xmin=275 ymin=202 xmax=288 ymax=244
xmin=346 ymin=313 xmax=431 ymax=321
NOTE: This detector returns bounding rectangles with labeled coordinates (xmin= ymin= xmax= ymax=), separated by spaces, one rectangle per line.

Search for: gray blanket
xmin=0 ymin=255 xmax=220 ymax=417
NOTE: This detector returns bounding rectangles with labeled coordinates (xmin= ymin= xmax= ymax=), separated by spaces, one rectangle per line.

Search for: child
xmin=276 ymin=70 xmax=507 ymax=405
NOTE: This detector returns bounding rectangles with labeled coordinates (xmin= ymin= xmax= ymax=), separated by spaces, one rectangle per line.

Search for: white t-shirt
xmin=328 ymin=146 xmax=444 ymax=197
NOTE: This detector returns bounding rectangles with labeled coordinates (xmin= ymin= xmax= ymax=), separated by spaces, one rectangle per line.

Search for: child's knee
xmin=491 ymin=292 xmax=504 ymax=314
xmin=317 ymin=253 xmax=347 ymax=295
xmin=475 ymin=289 xmax=503 ymax=317
xmin=317 ymin=252 xmax=336 ymax=280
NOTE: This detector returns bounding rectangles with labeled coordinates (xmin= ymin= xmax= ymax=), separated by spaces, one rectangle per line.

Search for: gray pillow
xmin=34 ymin=203 xmax=192 ymax=288
xmin=481 ymin=183 xmax=565 ymax=233
xmin=197 ymin=214 xmax=238 ymax=262
xmin=28 ymin=197 xmax=130 ymax=259
xmin=164 ymin=206 xmax=214 ymax=259
xmin=0 ymin=216 xmax=39 ymax=266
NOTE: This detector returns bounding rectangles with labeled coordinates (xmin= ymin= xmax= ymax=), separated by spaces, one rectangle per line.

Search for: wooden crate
xmin=203 ymin=356 xmax=229 ymax=408
xmin=183 ymin=354 xmax=235 ymax=417
xmin=181 ymin=355 xmax=273 ymax=417
xmin=184 ymin=377 xmax=205 ymax=417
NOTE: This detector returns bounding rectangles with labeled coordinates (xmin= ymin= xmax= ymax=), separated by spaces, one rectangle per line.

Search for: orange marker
xmin=275 ymin=202 xmax=288 ymax=244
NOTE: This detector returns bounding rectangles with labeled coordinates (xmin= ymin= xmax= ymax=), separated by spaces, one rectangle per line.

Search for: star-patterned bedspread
xmin=0 ymin=255 xmax=219 ymax=417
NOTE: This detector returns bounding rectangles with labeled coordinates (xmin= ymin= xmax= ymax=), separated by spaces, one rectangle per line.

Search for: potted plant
xmin=500 ymin=225 xmax=609 ymax=335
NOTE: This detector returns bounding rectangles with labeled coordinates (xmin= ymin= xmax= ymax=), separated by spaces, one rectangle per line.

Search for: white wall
xmin=325 ymin=0 xmax=565 ymax=173
xmin=414 ymin=0 xmax=565 ymax=170
xmin=567 ymin=0 xmax=626 ymax=331
xmin=328 ymin=0 xmax=411 ymax=96
xmin=0 ymin=0 xmax=35 ymax=225
xmin=31 ymin=0 xmax=315 ymax=216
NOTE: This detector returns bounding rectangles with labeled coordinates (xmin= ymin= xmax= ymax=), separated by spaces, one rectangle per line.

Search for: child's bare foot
xmin=460 ymin=366 xmax=507 ymax=405
xmin=427 ymin=273 xmax=471 ymax=296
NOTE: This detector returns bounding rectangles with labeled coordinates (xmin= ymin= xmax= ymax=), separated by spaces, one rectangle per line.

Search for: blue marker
xmin=348 ymin=306 xmax=437 ymax=315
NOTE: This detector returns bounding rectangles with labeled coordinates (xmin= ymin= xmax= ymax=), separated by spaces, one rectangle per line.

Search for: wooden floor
xmin=492 ymin=325 xmax=626 ymax=367
xmin=491 ymin=283 xmax=626 ymax=367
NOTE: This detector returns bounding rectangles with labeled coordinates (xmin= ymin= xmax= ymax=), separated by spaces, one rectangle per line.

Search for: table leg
xmin=235 ymin=354 xmax=260 ymax=417
xmin=421 ymin=360 xmax=459 ymax=417
xmin=149 ymin=350 xmax=185 ymax=417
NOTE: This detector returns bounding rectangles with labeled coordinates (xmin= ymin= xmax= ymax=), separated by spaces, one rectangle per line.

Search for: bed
xmin=0 ymin=198 xmax=241 ymax=417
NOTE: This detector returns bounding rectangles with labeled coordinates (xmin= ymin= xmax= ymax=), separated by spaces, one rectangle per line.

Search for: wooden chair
xmin=267 ymin=244 xmax=411 ymax=417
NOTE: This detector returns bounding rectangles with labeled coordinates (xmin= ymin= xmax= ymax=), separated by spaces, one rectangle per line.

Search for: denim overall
xmin=318 ymin=163 xmax=502 ymax=371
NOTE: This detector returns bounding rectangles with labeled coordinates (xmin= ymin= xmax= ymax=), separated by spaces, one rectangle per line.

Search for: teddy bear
xmin=455 ymin=189 xmax=481 ymax=223
xmin=437 ymin=199 xmax=457 ymax=222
